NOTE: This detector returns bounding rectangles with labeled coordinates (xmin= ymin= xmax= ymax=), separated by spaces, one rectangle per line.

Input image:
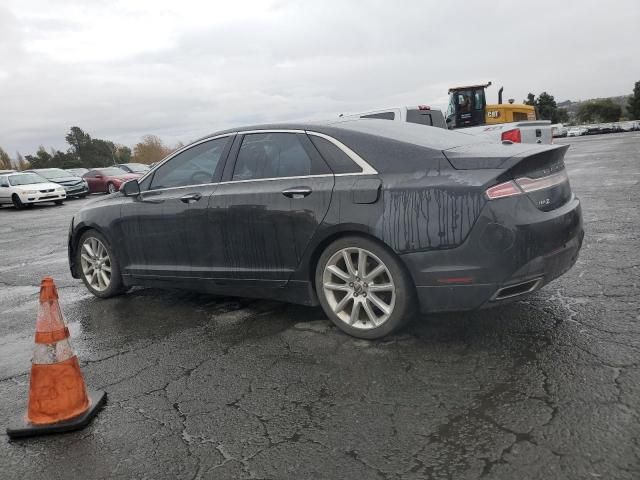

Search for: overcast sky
xmin=1 ymin=0 xmax=638 ymax=156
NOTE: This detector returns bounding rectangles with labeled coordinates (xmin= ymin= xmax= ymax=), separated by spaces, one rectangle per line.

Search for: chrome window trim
xmin=136 ymin=129 xmax=378 ymax=193
xmin=218 ymin=174 xmax=333 ymax=186
xmin=140 ymin=172 xmax=379 ymax=194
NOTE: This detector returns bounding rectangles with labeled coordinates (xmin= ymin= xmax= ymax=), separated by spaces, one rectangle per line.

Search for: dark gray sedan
xmin=68 ymin=120 xmax=583 ymax=338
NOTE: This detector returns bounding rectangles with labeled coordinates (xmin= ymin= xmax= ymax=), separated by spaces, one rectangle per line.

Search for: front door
xmin=201 ymin=132 xmax=334 ymax=285
xmin=117 ymin=136 xmax=232 ymax=278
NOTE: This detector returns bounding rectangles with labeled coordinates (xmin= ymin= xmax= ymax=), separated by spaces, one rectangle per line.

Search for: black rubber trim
xmin=6 ymin=390 xmax=107 ymax=439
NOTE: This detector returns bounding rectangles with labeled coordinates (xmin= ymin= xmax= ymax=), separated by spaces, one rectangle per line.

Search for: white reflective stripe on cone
xmin=32 ymin=339 xmax=76 ymax=365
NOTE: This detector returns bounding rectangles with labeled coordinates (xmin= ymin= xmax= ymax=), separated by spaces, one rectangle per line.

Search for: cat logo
xmin=487 ymin=111 xmax=501 ymax=118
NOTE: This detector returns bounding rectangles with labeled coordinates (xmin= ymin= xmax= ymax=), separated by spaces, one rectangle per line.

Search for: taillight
xmin=418 ymin=105 xmax=431 ymax=110
xmin=485 ymin=181 xmax=521 ymax=199
xmin=486 ymin=170 xmax=570 ymax=200
xmin=515 ymin=170 xmax=569 ymax=193
xmin=501 ymin=128 xmax=521 ymax=143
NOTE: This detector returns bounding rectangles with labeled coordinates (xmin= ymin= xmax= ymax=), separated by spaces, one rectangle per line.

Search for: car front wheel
xmin=12 ymin=194 xmax=24 ymax=210
xmin=315 ymin=236 xmax=416 ymax=339
xmin=77 ymin=230 xmax=127 ymax=298
xmin=107 ymin=183 xmax=117 ymax=194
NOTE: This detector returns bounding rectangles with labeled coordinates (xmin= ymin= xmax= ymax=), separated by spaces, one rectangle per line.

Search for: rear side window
xmin=232 ymin=133 xmax=325 ymax=181
xmin=309 ymin=135 xmax=362 ymax=174
xmin=406 ymin=110 xmax=434 ymax=126
xmin=361 ymin=111 xmax=395 ymax=120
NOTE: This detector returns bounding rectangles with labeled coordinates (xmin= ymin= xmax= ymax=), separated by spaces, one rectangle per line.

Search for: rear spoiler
xmin=443 ymin=143 xmax=569 ymax=170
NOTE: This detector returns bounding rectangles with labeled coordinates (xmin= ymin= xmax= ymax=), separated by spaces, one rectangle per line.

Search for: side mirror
xmin=121 ymin=179 xmax=141 ymax=197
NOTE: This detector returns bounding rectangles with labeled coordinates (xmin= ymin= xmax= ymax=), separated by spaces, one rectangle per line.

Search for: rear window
xmin=361 ymin=112 xmax=395 ymax=120
xmin=406 ymin=110 xmax=434 ymax=126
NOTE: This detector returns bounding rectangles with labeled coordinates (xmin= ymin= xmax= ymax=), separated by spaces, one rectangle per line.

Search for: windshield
xmin=98 ymin=168 xmax=128 ymax=176
xmin=8 ymin=173 xmax=49 ymax=186
xmin=34 ymin=168 xmax=71 ymax=179
xmin=123 ymin=163 xmax=149 ymax=173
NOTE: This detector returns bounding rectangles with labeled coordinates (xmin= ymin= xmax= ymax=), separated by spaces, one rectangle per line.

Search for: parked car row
xmin=565 ymin=121 xmax=640 ymax=137
xmin=0 ymin=163 xmax=151 ymax=209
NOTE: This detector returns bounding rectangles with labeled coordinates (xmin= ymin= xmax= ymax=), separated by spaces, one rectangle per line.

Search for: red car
xmin=83 ymin=167 xmax=142 ymax=194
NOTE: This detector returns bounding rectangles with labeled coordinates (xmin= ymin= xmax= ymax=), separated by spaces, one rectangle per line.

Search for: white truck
xmin=340 ymin=104 xmax=553 ymax=145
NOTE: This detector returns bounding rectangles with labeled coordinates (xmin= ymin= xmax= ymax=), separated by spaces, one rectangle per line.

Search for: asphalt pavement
xmin=0 ymin=132 xmax=639 ymax=479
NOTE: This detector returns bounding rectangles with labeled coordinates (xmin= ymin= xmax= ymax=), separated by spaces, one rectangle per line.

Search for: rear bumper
xmin=400 ymin=195 xmax=583 ymax=313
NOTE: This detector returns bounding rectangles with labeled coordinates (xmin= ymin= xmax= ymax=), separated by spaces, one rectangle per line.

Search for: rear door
xmin=202 ymin=131 xmax=334 ymax=285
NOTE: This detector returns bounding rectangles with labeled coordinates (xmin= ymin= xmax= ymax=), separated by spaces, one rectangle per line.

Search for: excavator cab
xmin=445 ymin=82 xmax=490 ymax=129
xmin=446 ymin=81 xmax=538 ymax=129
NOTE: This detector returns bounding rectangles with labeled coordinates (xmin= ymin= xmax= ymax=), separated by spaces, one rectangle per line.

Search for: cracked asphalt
xmin=1 ymin=132 xmax=639 ymax=479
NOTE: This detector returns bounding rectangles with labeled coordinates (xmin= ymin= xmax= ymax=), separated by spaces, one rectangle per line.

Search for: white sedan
xmin=0 ymin=172 xmax=66 ymax=209
xmin=567 ymin=127 xmax=587 ymax=137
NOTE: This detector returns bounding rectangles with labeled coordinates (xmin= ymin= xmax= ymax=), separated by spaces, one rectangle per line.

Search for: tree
xmin=132 ymin=135 xmax=172 ymax=164
xmin=524 ymin=93 xmax=536 ymax=106
xmin=627 ymin=81 xmax=640 ymax=119
xmin=65 ymin=126 xmax=92 ymax=163
xmin=577 ymin=99 xmax=622 ymax=123
xmin=0 ymin=146 xmax=11 ymax=170
xmin=25 ymin=146 xmax=53 ymax=169
xmin=523 ymin=92 xmax=569 ymax=124
xmin=16 ymin=152 xmax=29 ymax=171
xmin=115 ymin=145 xmax=132 ymax=164
xmin=51 ymin=150 xmax=82 ymax=169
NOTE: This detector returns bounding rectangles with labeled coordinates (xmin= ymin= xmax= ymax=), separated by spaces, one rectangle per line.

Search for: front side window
xmin=150 ymin=137 xmax=229 ymax=190
xmin=232 ymin=133 xmax=315 ymax=181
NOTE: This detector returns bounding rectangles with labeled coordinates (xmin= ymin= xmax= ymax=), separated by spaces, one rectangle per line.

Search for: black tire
xmin=12 ymin=194 xmax=24 ymax=210
xmin=54 ymin=200 xmax=64 ymax=205
xmin=79 ymin=193 xmax=88 ymax=199
xmin=106 ymin=183 xmax=116 ymax=194
xmin=76 ymin=230 xmax=128 ymax=298
xmin=315 ymin=235 xmax=416 ymax=339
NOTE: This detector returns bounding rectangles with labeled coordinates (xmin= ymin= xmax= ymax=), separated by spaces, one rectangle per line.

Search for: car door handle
xmin=282 ymin=187 xmax=312 ymax=199
xmin=180 ymin=193 xmax=202 ymax=203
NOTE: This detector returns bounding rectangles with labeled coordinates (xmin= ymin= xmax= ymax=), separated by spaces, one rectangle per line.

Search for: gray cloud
xmin=1 ymin=0 xmax=639 ymax=156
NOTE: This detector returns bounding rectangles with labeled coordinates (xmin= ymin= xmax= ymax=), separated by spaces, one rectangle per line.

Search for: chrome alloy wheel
xmin=107 ymin=183 xmax=117 ymax=194
xmin=322 ymin=247 xmax=396 ymax=330
xmin=80 ymin=237 xmax=112 ymax=292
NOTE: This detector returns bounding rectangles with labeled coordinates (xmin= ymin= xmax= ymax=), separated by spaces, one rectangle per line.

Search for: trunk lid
xmin=444 ymin=143 xmax=572 ymax=212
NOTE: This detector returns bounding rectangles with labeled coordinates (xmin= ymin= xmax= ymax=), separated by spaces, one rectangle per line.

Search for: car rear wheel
xmin=315 ymin=236 xmax=416 ymax=339
xmin=12 ymin=194 xmax=24 ymax=210
xmin=107 ymin=183 xmax=116 ymax=194
xmin=77 ymin=230 xmax=127 ymax=298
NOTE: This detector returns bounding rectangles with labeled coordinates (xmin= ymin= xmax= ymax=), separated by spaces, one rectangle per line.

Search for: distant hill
xmin=558 ymin=95 xmax=631 ymax=120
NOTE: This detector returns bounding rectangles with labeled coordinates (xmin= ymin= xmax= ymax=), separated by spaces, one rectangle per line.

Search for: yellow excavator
xmin=445 ymin=82 xmax=551 ymax=144
xmin=445 ymin=81 xmax=536 ymax=129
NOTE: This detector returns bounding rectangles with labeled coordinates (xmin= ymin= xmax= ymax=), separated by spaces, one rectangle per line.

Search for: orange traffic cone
xmin=6 ymin=277 xmax=106 ymax=439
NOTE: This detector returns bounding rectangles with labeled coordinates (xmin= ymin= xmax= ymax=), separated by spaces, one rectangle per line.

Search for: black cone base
xmin=6 ymin=390 xmax=107 ymax=439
